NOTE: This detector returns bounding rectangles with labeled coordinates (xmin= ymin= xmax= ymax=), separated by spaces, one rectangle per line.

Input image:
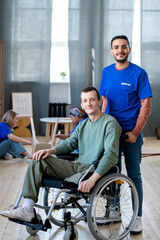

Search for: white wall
xmin=49 ymin=82 xmax=71 ymax=104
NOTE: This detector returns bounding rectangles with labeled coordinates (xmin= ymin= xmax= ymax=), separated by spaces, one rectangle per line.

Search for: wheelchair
xmin=9 ymin=160 xmax=139 ymax=240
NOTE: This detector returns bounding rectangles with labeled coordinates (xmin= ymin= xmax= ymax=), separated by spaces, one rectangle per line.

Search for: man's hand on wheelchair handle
xmin=32 ymin=148 xmax=56 ymax=161
xmin=78 ymin=172 xmax=101 ymax=193
xmin=125 ymin=132 xmax=137 ymax=143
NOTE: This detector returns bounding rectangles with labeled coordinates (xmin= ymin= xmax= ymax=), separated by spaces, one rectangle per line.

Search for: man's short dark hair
xmin=81 ymin=86 xmax=100 ymax=100
xmin=111 ymin=35 xmax=130 ymax=49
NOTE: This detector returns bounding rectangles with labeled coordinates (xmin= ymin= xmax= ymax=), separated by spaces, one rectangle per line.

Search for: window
xmin=131 ymin=0 xmax=141 ymax=66
xmin=50 ymin=0 xmax=70 ymax=82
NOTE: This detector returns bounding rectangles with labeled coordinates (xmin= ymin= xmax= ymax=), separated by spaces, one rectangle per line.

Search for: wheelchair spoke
xmin=87 ymin=173 xmax=139 ymax=240
xmin=43 ymin=187 xmax=87 ymax=227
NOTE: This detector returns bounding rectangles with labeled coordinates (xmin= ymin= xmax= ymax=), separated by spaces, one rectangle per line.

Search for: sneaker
xmin=4 ymin=153 xmax=13 ymax=160
xmin=96 ymin=210 xmax=121 ymax=225
xmin=27 ymin=153 xmax=33 ymax=159
xmin=25 ymin=157 xmax=33 ymax=163
xmin=25 ymin=153 xmax=33 ymax=163
xmin=130 ymin=216 xmax=142 ymax=235
xmin=0 ymin=206 xmax=34 ymax=222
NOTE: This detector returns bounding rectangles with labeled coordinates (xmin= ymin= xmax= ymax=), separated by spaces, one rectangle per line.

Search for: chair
xmin=54 ymin=130 xmax=61 ymax=146
xmin=9 ymin=161 xmax=139 ymax=240
xmin=30 ymin=117 xmax=59 ymax=153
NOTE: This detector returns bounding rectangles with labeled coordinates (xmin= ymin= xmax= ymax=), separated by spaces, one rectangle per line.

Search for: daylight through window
xmin=50 ymin=0 xmax=70 ymax=82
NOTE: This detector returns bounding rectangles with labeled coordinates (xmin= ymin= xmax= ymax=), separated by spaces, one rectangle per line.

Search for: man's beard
xmin=114 ymin=54 xmax=128 ymax=63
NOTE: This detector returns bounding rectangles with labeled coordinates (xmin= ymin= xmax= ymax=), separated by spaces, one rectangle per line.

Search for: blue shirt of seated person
xmin=55 ymin=108 xmax=87 ymax=152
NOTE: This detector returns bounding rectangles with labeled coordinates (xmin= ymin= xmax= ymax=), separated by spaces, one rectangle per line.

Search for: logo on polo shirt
xmin=121 ymin=82 xmax=131 ymax=86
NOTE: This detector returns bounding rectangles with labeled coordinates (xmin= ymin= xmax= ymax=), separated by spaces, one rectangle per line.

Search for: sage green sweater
xmin=55 ymin=113 xmax=122 ymax=177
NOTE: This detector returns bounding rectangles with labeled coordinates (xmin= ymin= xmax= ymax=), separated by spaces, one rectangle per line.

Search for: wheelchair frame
xmin=9 ymin=163 xmax=139 ymax=240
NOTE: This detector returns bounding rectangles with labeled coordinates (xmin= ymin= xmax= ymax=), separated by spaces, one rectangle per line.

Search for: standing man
xmin=99 ymin=35 xmax=152 ymax=235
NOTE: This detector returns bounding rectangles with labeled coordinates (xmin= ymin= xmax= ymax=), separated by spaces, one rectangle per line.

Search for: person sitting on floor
xmin=0 ymin=110 xmax=32 ymax=160
xmin=0 ymin=86 xmax=121 ymax=222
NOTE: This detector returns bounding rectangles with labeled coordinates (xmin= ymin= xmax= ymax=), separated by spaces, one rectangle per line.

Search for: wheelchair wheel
xmin=26 ymin=213 xmax=42 ymax=235
xmin=63 ymin=228 xmax=78 ymax=240
xmin=87 ymin=173 xmax=139 ymax=240
xmin=43 ymin=187 xmax=86 ymax=227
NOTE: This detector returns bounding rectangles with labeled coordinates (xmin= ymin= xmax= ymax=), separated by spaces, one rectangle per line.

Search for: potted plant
xmin=60 ymin=72 xmax=67 ymax=81
xmin=155 ymin=127 xmax=160 ymax=139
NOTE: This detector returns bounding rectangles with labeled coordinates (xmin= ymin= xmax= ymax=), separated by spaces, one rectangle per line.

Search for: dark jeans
xmin=119 ymin=132 xmax=143 ymax=216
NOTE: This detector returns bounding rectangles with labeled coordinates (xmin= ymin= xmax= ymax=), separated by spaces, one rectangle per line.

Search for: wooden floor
xmin=0 ymin=137 xmax=160 ymax=240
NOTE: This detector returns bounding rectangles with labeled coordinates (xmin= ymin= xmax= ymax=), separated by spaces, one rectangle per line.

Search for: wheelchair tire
xmin=87 ymin=173 xmax=139 ymax=240
xmin=63 ymin=228 xmax=78 ymax=240
xmin=26 ymin=213 xmax=42 ymax=235
xmin=43 ymin=187 xmax=86 ymax=227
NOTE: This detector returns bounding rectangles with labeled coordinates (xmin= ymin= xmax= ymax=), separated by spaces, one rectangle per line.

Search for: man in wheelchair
xmin=0 ymin=87 xmax=122 ymax=224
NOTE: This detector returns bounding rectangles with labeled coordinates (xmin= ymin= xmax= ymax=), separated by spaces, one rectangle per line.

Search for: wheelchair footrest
xmin=8 ymin=217 xmax=51 ymax=232
xmin=44 ymin=218 xmax=52 ymax=230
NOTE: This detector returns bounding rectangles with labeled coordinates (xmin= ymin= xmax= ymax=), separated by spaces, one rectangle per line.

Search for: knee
xmin=129 ymin=172 xmax=142 ymax=187
xmin=0 ymin=139 xmax=12 ymax=151
xmin=4 ymin=139 xmax=12 ymax=145
xmin=127 ymin=168 xmax=142 ymax=182
xmin=28 ymin=158 xmax=46 ymax=171
xmin=4 ymin=139 xmax=20 ymax=148
xmin=29 ymin=159 xmax=40 ymax=168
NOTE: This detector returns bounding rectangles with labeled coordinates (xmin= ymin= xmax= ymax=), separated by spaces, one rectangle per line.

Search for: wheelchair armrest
xmin=92 ymin=160 xmax=99 ymax=168
xmin=78 ymin=164 xmax=95 ymax=189
xmin=77 ymin=164 xmax=119 ymax=189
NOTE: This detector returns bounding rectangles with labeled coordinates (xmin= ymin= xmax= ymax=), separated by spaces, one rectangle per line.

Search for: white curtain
xmin=68 ymin=0 xmax=134 ymax=107
xmin=0 ymin=0 xmax=52 ymax=134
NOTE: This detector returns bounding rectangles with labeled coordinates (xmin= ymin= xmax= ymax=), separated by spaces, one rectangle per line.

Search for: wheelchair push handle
xmin=121 ymin=134 xmax=129 ymax=140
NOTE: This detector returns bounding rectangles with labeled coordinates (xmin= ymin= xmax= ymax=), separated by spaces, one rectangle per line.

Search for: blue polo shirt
xmin=99 ymin=62 xmax=153 ymax=131
xmin=0 ymin=122 xmax=12 ymax=143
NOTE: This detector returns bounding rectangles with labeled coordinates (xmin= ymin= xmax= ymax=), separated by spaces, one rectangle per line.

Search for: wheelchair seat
xmin=42 ymin=176 xmax=78 ymax=189
xmin=56 ymin=152 xmax=79 ymax=161
xmin=41 ymin=152 xmax=79 ymax=189
xmin=42 ymin=165 xmax=118 ymax=190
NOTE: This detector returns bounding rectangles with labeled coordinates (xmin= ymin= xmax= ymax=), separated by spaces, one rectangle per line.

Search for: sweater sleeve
xmin=131 ymin=97 xmax=152 ymax=137
xmin=95 ymin=120 xmax=122 ymax=177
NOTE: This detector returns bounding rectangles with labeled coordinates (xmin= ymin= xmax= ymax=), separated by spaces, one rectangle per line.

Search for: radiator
xmin=49 ymin=103 xmax=68 ymax=117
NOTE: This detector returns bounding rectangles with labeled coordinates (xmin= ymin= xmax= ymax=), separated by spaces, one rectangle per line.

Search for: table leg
xmin=64 ymin=123 xmax=69 ymax=134
xmin=45 ymin=123 xmax=51 ymax=143
xmin=50 ymin=123 xmax=56 ymax=136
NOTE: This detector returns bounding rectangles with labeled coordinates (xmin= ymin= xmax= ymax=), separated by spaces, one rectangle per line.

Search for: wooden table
xmin=40 ymin=117 xmax=73 ymax=143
